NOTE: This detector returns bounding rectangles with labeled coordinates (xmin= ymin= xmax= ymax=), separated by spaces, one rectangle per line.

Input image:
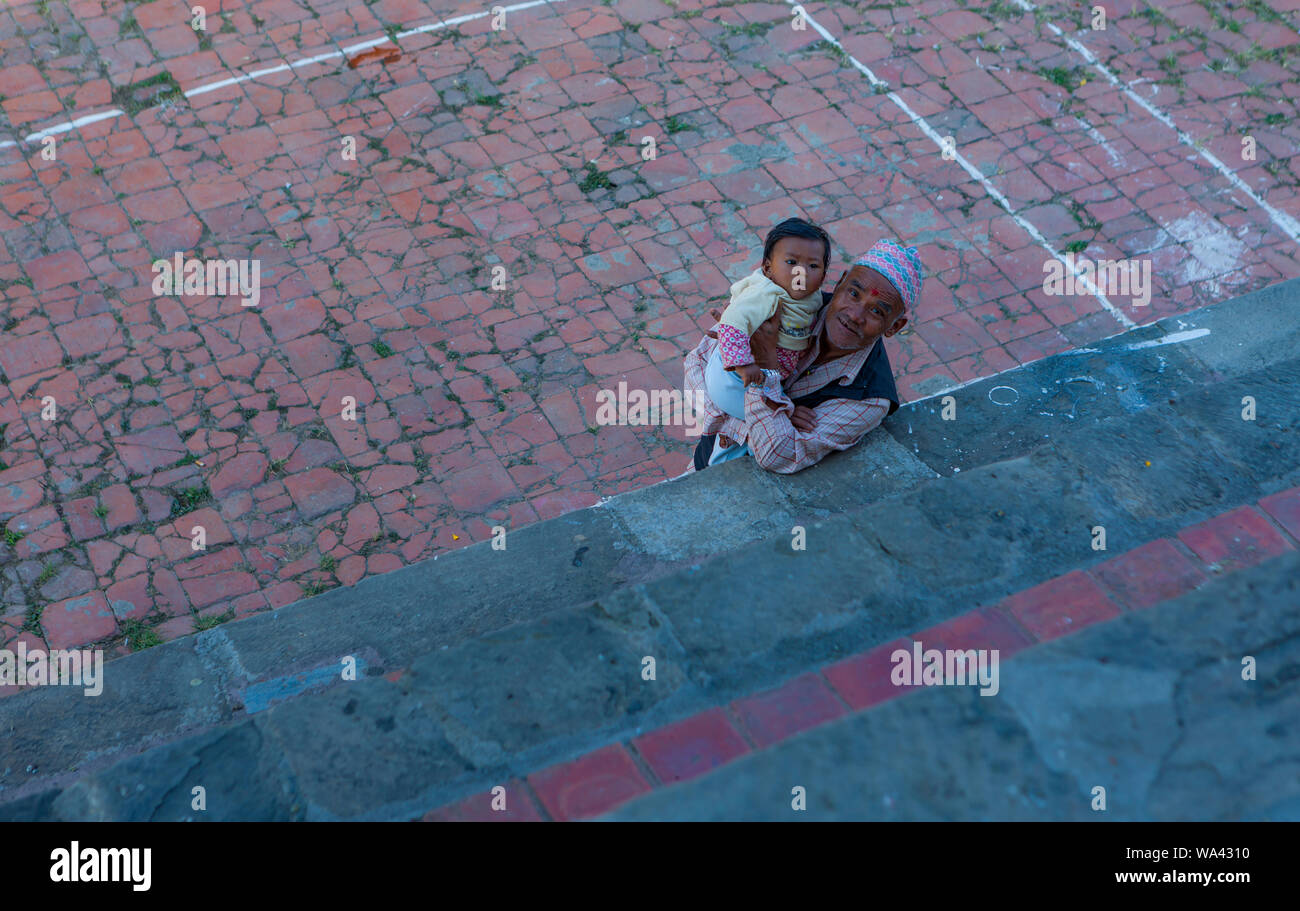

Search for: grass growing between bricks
xmin=1039 ymin=66 xmax=1085 ymax=91
xmin=170 ymin=483 xmax=213 ymax=518
xmin=195 ymin=610 xmax=235 ymax=632
xmin=578 ymin=162 xmax=615 ymax=193
xmin=21 ymin=605 xmax=44 ymax=636
xmin=110 ymin=71 xmax=184 ymax=117
xmin=120 ymin=619 xmax=162 ymax=651
xmin=301 ymin=579 xmax=337 ymax=598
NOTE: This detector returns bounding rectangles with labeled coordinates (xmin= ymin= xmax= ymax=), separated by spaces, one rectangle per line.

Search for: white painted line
xmin=26 ymin=109 xmax=126 ymax=143
xmin=1011 ymin=0 xmax=1300 ymax=245
xmin=1072 ymin=116 xmax=1124 ymax=171
xmin=1051 ymin=326 xmax=1213 ymax=356
xmin=0 ymin=0 xmax=569 ymax=149
xmin=1073 ymin=327 xmax=1210 ymax=353
xmin=1121 ymin=327 xmax=1211 ymax=349
xmin=185 ymin=49 xmax=345 ymax=99
xmin=787 ymin=1 xmax=1137 ymax=330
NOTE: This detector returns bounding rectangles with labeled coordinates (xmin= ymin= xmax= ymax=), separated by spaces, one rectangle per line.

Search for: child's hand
xmin=733 ymin=363 xmax=766 ymax=387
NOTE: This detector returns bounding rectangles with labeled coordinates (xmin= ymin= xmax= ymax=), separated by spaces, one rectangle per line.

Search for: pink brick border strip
xmin=416 ymin=487 xmax=1300 ymax=820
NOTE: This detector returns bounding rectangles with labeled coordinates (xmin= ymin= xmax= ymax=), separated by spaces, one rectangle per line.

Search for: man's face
xmin=822 ymin=265 xmax=908 ymax=351
xmin=762 ymin=236 xmax=827 ymax=300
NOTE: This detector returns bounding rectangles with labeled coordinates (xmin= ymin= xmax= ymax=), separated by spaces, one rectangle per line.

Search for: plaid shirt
xmin=683 ymin=311 xmax=892 ymax=474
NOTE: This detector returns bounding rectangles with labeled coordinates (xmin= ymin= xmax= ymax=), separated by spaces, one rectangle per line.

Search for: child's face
xmin=762 ymin=236 xmax=827 ymax=300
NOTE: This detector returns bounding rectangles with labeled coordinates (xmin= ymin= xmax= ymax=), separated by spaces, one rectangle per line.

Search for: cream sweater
xmin=718 ymin=269 xmax=822 ymax=351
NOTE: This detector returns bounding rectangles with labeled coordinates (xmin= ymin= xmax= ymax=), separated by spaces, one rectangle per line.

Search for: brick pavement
xmin=0 ymin=0 xmax=1297 ymax=658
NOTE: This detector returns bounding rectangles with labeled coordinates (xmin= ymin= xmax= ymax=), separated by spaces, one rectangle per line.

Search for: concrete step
xmin=2 ymin=279 xmax=1297 ymax=815
xmin=604 ymin=548 xmax=1300 ymax=821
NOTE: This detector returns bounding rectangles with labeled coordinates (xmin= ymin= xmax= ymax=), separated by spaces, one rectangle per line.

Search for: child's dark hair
xmin=763 ymin=218 xmax=831 ymax=268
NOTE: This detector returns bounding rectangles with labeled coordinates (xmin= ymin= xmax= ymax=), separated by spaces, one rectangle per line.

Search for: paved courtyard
xmin=0 ymin=0 xmax=1297 ymax=663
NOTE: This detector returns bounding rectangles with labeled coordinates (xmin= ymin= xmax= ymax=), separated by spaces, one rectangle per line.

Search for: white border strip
xmin=1010 ymin=0 xmax=1300 ymax=245
xmin=1064 ymin=326 xmax=1211 ymax=355
xmin=788 ymin=0 xmax=1137 ymax=329
xmin=0 ymin=0 xmax=567 ymax=150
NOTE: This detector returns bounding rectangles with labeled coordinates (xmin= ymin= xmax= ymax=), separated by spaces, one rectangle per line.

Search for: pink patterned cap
xmin=854 ymin=239 xmax=923 ymax=314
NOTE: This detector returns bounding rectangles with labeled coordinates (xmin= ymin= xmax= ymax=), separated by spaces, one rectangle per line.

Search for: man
xmin=683 ymin=239 xmax=922 ymax=473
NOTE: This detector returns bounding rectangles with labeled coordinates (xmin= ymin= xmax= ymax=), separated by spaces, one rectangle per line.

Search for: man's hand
xmin=749 ymin=309 xmax=782 ymax=370
xmin=791 ymin=405 xmax=818 ymax=432
xmin=732 ymin=363 xmax=765 ymax=386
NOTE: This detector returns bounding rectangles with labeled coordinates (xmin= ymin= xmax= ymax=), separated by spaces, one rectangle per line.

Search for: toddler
xmin=705 ymin=218 xmax=831 ymax=419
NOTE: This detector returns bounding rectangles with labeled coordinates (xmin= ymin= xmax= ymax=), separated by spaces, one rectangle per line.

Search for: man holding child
xmin=683 ymin=219 xmax=923 ymax=473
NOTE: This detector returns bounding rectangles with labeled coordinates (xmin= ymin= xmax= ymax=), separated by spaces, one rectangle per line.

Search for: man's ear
xmin=761 ymin=257 xmax=772 ymax=279
xmin=884 ymin=313 xmax=908 ymax=337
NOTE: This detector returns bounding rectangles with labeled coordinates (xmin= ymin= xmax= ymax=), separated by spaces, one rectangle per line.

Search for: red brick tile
xmin=152 ymin=615 xmax=195 ymax=644
xmin=99 ymin=485 xmax=141 ymax=532
xmin=1258 ymin=487 xmax=1300 ymax=542
xmin=715 ymin=97 xmax=781 ymax=132
xmin=1001 ymin=571 xmax=1122 ymax=642
xmin=11 ymin=505 xmax=68 ymax=558
xmin=913 ymin=607 xmax=1036 ymax=656
xmin=114 ymin=426 xmax=188 ymax=475
xmin=56 ymin=314 xmax=122 ymax=361
xmin=65 ymin=497 xmax=107 ymax=543
xmin=441 ymin=458 xmax=520 ymax=513
xmin=633 ymin=707 xmax=751 ymax=784
xmin=283 ymin=468 xmax=357 ymax=519
xmin=575 ymin=245 xmax=652 ymax=288
xmin=0 ymin=64 xmax=45 ymax=96
xmin=969 ymin=94 xmax=1040 ymax=132
xmin=731 ymin=673 xmax=846 ymax=749
xmin=930 ymin=9 xmax=992 ymax=40
xmin=822 ymin=638 xmax=918 ymax=710
xmin=1088 ymin=538 xmax=1208 ymax=610
xmin=0 ymin=330 xmax=63 ymax=380
xmin=182 ymin=571 xmax=258 ymax=609
xmin=41 ymin=591 xmax=116 ymax=650
xmin=422 ymin=781 xmax=546 ymax=822
xmin=0 ymin=478 xmax=45 ymax=519
xmin=1177 ymin=506 xmax=1294 ymax=572
xmin=2 ymin=90 xmax=61 ymax=126
xmin=106 ymin=574 xmax=151 ymax=622
xmin=210 ymin=453 xmax=270 ymax=498
xmin=527 ymin=744 xmax=652 ymax=821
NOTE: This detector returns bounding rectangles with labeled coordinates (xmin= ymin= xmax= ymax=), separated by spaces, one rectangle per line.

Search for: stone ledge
xmin=605 ymin=549 xmax=1300 ymax=821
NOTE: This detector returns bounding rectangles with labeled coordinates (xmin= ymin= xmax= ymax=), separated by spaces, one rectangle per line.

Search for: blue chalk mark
xmin=243 ymin=658 xmax=367 ymax=714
